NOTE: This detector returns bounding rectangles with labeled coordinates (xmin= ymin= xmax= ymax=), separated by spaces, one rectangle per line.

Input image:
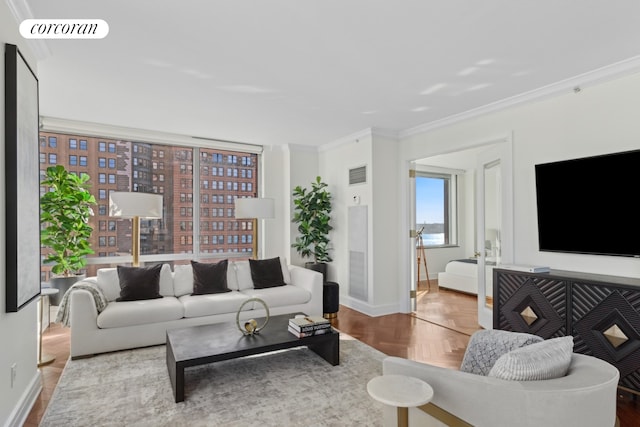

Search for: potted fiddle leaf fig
xmin=40 ymin=165 xmax=96 ymax=304
xmin=291 ymin=176 xmax=333 ymax=281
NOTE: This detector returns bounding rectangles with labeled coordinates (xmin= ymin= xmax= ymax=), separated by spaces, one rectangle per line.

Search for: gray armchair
xmin=381 ymin=330 xmax=620 ymax=427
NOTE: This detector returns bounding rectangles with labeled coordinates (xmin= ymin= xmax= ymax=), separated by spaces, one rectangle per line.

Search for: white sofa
xmin=382 ymin=353 xmax=619 ymax=427
xmin=68 ymin=259 xmax=323 ymax=358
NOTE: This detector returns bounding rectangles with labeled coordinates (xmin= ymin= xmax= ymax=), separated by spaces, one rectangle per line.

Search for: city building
xmin=39 ymin=132 xmax=258 ymax=279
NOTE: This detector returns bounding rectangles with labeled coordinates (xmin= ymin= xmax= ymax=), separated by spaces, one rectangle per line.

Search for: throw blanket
xmin=55 ymin=278 xmax=108 ymax=327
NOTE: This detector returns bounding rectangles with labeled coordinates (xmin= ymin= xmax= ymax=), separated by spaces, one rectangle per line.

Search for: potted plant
xmin=291 ymin=176 xmax=333 ymax=281
xmin=40 ymin=165 xmax=97 ymax=304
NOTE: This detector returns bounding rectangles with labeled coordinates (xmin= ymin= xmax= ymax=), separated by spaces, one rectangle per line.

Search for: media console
xmin=493 ymin=268 xmax=640 ymax=394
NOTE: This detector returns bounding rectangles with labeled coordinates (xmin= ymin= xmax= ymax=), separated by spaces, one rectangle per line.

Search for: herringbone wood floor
xmin=25 ymin=288 xmax=640 ymax=426
xmin=413 ymin=282 xmax=483 ymax=336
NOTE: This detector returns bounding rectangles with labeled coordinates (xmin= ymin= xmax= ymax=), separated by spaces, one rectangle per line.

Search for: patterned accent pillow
xmin=488 ymin=336 xmax=574 ymax=381
xmin=460 ymin=330 xmax=543 ymax=376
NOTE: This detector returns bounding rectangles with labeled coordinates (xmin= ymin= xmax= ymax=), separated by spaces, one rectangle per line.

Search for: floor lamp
xmin=234 ymin=198 xmax=275 ymax=259
xmin=109 ymin=192 xmax=163 ymax=267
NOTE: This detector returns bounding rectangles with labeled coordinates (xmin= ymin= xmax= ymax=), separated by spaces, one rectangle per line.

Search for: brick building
xmin=39 ymin=132 xmax=258 ymax=281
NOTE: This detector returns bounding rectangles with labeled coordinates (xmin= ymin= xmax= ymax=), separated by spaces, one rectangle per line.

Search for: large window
xmin=39 ymin=131 xmax=259 ymax=280
xmin=415 ymin=171 xmax=458 ymax=247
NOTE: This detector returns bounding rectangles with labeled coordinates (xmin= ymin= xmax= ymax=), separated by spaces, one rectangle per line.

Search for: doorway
xmin=409 ymin=136 xmax=513 ymax=332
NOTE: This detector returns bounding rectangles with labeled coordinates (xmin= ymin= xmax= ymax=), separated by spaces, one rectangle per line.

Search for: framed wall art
xmin=5 ymin=43 xmax=41 ymax=312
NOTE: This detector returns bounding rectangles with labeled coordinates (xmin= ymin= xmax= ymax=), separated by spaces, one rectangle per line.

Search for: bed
xmin=437 ymin=259 xmax=496 ymax=295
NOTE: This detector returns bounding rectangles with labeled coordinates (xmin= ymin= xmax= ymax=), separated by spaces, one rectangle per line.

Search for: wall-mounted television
xmin=535 ymin=149 xmax=640 ymax=258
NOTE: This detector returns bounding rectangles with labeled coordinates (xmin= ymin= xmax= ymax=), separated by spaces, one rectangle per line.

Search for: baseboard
xmin=340 ymin=296 xmax=400 ymax=317
xmin=4 ymin=370 xmax=42 ymax=427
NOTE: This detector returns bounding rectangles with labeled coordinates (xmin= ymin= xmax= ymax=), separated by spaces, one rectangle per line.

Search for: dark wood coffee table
xmin=166 ymin=312 xmax=339 ymax=402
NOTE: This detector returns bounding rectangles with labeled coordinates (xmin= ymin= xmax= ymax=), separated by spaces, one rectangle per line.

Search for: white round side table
xmin=367 ymin=374 xmax=433 ymax=427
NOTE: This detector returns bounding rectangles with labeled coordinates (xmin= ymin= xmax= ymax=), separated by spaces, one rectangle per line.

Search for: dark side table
xmin=323 ymin=281 xmax=339 ymax=319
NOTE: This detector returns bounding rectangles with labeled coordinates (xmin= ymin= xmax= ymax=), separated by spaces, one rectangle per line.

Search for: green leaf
xmin=291 ymin=176 xmax=332 ymax=263
xmin=40 ymin=165 xmax=96 ymax=276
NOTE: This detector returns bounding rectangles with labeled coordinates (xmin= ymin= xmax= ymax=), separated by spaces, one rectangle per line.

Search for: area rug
xmin=40 ymin=334 xmax=386 ymax=426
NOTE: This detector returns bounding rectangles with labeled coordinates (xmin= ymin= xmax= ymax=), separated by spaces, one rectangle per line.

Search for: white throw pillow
xmin=97 ymin=268 xmax=120 ymax=302
xmin=488 ymin=336 xmax=574 ymax=381
xmin=227 ymin=260 xmax=239 ymax=290
xmin=159 ymin=264 xmax=173 ymax=297
xmin=234 ymin=260 xmax=253 ymax=290
xmin=173 ymin=264 xmax=193 ymax=297
xmin=279 ymin=257 xmax=292 ymax=285
xmin=460 ymin=329 xmax=543 ymax=376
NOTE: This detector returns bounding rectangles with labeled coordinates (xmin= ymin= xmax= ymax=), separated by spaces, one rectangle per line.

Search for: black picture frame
xmin=5 ymin=43 xmax=40 ymax=312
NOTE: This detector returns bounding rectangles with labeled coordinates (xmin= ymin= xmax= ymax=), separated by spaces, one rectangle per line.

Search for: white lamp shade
xmin=234 ymin=198 xmax=275 ymax=219
xmin=109 ymin=192 xmax=163 ymax=219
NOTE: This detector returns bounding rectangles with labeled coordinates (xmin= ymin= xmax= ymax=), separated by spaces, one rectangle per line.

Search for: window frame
xmin=38 ymin=124 xmax=263 ymax=278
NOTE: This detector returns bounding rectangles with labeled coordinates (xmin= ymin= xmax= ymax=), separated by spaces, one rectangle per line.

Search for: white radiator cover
xmin=348 ymin=206 xmax=368 ymax=301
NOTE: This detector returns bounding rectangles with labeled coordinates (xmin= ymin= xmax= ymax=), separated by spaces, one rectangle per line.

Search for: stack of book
xmin=288 ymin=315 xmax=331 ymax=338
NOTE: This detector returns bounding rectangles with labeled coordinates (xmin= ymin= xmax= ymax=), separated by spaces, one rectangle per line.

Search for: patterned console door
xmin=493 ymin=269 xmax=567 ymax=339
xmin=495 ymin=268 xmax=640 ymax=394
xmin=572 ymin=282 xmax=640 ymax=393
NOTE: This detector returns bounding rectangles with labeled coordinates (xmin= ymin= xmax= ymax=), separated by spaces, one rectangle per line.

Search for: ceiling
xmin=19 ymin=1 xmax=640 ymax=147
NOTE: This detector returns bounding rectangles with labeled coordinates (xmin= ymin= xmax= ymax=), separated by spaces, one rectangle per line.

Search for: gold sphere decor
xmin=236 ymin=297 xmax=270 ymax=336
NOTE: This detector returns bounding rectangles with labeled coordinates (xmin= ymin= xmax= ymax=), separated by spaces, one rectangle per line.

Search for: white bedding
xmin=444 ymin=260 xmax=478 ymax=277
xmin=438 ymin=259 xmax=478 ymax=295
xmin=438 ymin=259 xmax=495 ymax=296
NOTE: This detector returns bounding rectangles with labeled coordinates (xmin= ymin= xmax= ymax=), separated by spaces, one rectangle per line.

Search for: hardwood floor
xmin=24 ymin=322 xmax=70 ymax=427
xmin=413 ymin=282 xmax=482 ymax=336
xmin=25 ymin=291 xmax=640 ymax=426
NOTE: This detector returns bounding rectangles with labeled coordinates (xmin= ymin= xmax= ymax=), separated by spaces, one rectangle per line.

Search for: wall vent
xmin=349 ymin=166 xmax=366 ymax=185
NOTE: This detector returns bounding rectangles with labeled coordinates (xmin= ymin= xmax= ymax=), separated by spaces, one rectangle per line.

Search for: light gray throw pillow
xmin=488 ymin=336 xmax=574 ymax=381
xmin=460 ymin=329 xmax=543 ymax=376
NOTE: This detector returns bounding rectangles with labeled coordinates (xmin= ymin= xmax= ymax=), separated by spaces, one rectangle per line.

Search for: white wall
xmin=315 ymin=69 xmax=640 ymax=317
xmin=287 ymin=146 xmax=321 ymax=267
xmin=400 ymin=71 xmax=640 ymax=281
xmin=319 ymin=131 xmax=373 ymax=309
xmin=316 ymin=130 xmax=406 ymax=316
xmin=261 ymin=145 xmax=287 ymax=260
xmin=1 ymin=8 xmax=42 ymax=426
xmin=371 ymin=134 xmax=400 ymax=309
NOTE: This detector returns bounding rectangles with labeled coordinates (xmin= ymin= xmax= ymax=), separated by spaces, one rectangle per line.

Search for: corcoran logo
xmin=20 ymin=19 xmax=109 ymax=39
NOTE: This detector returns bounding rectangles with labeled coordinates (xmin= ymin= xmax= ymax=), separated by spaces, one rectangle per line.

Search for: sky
xmin=415 ymin=176 xmax=444 ymax=224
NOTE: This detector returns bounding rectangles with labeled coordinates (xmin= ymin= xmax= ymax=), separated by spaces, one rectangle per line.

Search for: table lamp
xmin=234 ymin=197 xmax=274 ymax=259
xmin=109 ymin=192 xmax=163 ymax=266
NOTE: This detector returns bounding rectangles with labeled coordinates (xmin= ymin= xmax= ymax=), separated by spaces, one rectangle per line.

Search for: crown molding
xmin=318 ymin=127 xmax=398 ymax=152
xmin=283 ymin=143 xmax=318 ymax=153
xmin=400 ymin=55 xmax=640 ymax=138
xmin=319 ymin=128 xmax=373 ymax=152
xmin=370 ymin=127 xmax=399 ymax=140
xmin=6 ymin=0 xmax=51 ymax=61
